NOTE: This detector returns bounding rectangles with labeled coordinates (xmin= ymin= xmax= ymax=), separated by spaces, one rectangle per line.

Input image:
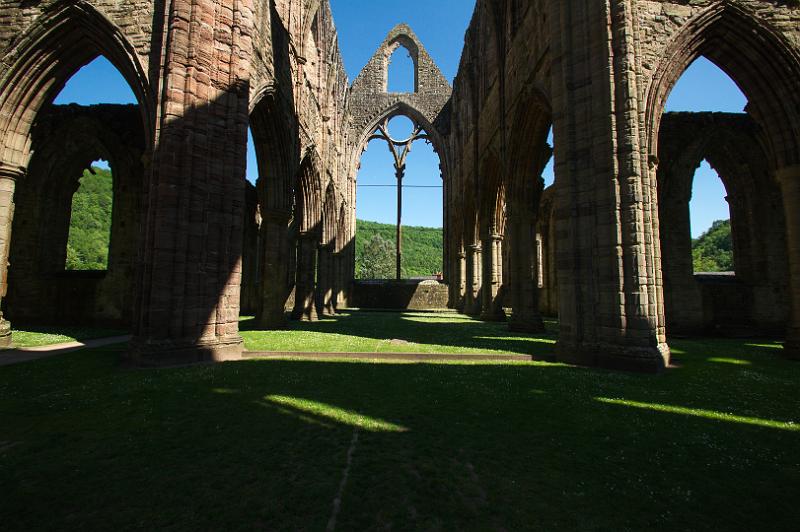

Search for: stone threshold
xmin=243 ymin=351 xmax=533 ymax=363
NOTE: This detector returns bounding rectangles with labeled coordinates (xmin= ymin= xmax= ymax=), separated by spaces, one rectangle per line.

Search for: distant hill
xmin=692 ymin=219 xmax=733 ymax=272
xmin=355 ymin=219 xmax=443 ymax=279
xmin=63 ymin=176 xmax=445 ymax=278
xmin=66 ymin=167 xmax=113 ymax=270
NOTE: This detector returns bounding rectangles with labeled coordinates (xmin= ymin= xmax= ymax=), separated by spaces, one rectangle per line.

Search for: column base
xmin=291 ymin=306 xmax=319 ymax=322
xmin=0 ymin=318 xmax=11 ymax=349
xmin=128 ymin=335 xmax=244 ymax=367
xmin=556 ymin=340 xmax=670 ymax=373
xmin=465 ymin=307 xmax=481 ymax=318
xmin=480 ymin=307 xmax=507 ymax=322
xmin=508 ymin=314 xmax=545 ymax=333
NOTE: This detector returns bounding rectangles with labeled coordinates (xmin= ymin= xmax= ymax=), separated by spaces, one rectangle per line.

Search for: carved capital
xmin=0 ymin=163 xmax=26 ymax=182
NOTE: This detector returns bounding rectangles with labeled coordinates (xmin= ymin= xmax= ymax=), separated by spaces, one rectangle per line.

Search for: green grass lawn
xmin=1 ymin=317 xmax=799 ymax=530
xmin=10 ymin=325 xmax=128 ymax=348
xmin=241 ymin=311 xmax=558 ymax=356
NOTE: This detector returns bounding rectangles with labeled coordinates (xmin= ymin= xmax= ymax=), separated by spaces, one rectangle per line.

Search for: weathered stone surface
xmin=0 ymin=0 xmax=798 ymax=369
xmin=445 ymin=0 xmax=800 ymax=370
xmin=351 ymin=280 xmax=449 ymax=311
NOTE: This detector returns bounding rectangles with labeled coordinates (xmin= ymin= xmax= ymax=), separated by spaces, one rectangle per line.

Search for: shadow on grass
xmin=240 ymin=311 xmax=559 ymax=357
xmin=10 ymin=324 xmax=130 ymax=348
xmin=1 ymin=339 xmax=798 ymax=530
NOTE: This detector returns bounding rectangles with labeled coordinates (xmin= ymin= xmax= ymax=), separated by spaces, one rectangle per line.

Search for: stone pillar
xmin=254 ymin=210 xmax=291 ymax=329
xmin=659 ymin=193 xmax=703 ymax=334
xmin=464 ymin=243 xmax=482 ymax=316
xmin=551 ymin=0 xmax=668 ymax=372
xmin=0 ymin=163 xmax=23 ymax=348
xmin=777 ymin=164 xmax=800 ymax=359
xmin=508 ymin=212 xmax=545 ymax=333
xmin=338 ymin=242 xmax=355 ymax=308
xmin=128 ymin=0 xmax=251 ymax=365
xmin=331 ymin=251 xmax=342 ymax=311
xmin=480 ymin=234 xmax=506 ymax=321
xmin=292 ymin=233 xmax=319 ymax=321
xmin=317 ymin=244 xmax=335 ymax=316
xmin=456 ymin=250 xmax=467 ymax=312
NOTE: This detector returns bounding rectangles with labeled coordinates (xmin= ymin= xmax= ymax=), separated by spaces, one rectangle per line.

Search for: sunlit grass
xmin=596 ymin=397 xmax=799 ymax=432
xmin=240 ymin=311 xmax=558 ymax=357
xmin=11 ymin=326 xmax=127 ymax=348
xmin=263 ymin=395 xmax=409 ymax=432
xmin=1 ymin=320 xmax=798 ymax=530
xmin=707 ymin=357 xmax=751 ymax=365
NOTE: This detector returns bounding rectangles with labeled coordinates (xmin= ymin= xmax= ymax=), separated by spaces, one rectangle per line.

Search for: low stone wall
xmin=351 ymin=280 xmax=449 ymax=311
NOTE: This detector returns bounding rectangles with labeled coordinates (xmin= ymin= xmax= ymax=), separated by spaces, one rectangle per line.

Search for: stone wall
xmin=535 ymin=112 xmax=791 ymax=335
xmin=351 ymin=280 xmax=449 ymax=311
xmin=1 ymin=0 xmax=799 ymax=368
xmin=444 ymin=0 xmax=800 ymax=370
xmin=658 ymin=112 xmax=789 ymax=334
xmin=5 ymin=104 xmax=143 ymax=327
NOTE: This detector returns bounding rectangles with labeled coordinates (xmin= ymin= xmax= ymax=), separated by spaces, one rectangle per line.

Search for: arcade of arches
xmin=0 ymin=1 xmax=798 ymax=371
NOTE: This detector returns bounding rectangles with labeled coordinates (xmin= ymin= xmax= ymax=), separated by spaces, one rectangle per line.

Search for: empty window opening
xmin=66 ymin=161 xmax=113 ymax=271
xmin=387 ymin=45 xmax=416 ymax=93
xmin=246 ymin=127 xmax=258 ymax=185
xmin=690 ymin=160 xmax=733 ymax=274
xmin=665 ymin=57 xmax=747 ymax=114
xmin=542 ymin=126 xmax=555 ymax=188
xmin=355 ymin=118 xmax=443 ymax=280
xmin=387 ymin=115 xmax=415 ymax=139
xmin=665 ymin=57 xmax=745 ymax=276
xmin=54 ymin=56 xmax=136 ymax=105
xmin=536 ymin=234 xmax=544 ymax=288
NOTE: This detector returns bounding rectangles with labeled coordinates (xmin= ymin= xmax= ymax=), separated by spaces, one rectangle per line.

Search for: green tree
xmin=355 ymin=219 xmax=443 ymax=278
xmin=65 ymin=167 xmax=113 ymax=271
xmin=356 ymin=233 xmax=396 ymax=279
xmin=692 ymin=219 xmax=733 ymax=273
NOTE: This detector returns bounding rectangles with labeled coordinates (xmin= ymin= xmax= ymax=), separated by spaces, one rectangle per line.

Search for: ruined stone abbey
xmin=0 ymin=0 xmax=799 ymax=371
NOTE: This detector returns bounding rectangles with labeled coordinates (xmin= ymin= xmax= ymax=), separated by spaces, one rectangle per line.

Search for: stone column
xmin=456 ymin=249 xmax=467 ymax=312
xmin=464 ymin=243 xmax=482 ymax=316
xmin=292 ymin=232 xmax=319 ymax=321
xmin=551 ymin=0 xmax=668 ymax=371
xmin=464 ymin=244 xmax=475 ymax=315
xmin=480 ymin=234 xmax=506 ymax=321
xmin=317 ymin=244 xmax=335 ymax=316
xmin=778 ymin=164 xmax=800 ymax=359
xmin=254 ymin=210 xmax=291 ymax=329
xmin=331 ymin=251 xmax=342 ymax=312
xmin=338 ymin=242 xmax=355 ymax=308
xmin=0 ymin=163 xmax=23 ymax=348
xmin=129 ymin=0 xmax=251 ymax=365
xmin=508 ymin=212 xmax=545 ymax=333
xmin=659 ymin=192 xmax=703 ymax=334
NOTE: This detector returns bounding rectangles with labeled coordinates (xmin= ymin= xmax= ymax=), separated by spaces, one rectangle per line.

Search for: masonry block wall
xmin=0 ymin=0 xmax=798 ymax=368
xmin=5 ymin=104 xmax=144 ymax=327
xmin=445 ymin=0 xmax=800 ymax=370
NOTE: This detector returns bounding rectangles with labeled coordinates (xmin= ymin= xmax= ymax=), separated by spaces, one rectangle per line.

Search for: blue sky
xmin=54 ymin=2 xmax=745 ymax=237
xmin=330 ymin=0 xmax=474 ymax=229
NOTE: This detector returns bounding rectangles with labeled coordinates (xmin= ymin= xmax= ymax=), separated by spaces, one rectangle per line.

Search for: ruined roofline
xmin=349 ymin=23 xmax=452 ymax=94
xmin=451 ymin=0 xmax=485 ymax=90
